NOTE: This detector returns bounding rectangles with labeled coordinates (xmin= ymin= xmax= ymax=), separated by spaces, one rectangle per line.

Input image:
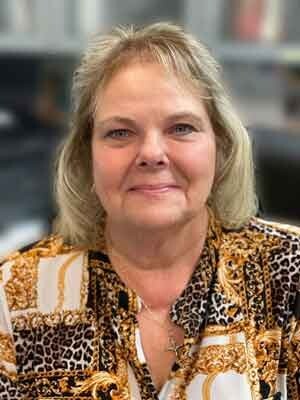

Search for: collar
xmin=169 ymin=213 xmax=222 ymax=338
xmin=89 ymin=212 xmax=223 ymax=339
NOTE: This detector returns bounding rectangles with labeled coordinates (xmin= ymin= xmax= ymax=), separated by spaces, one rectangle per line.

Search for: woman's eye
xmin=172 ymin=124 xmax=195 ymax=135
xmin=105 ymin=129 xmax=131 ymax=139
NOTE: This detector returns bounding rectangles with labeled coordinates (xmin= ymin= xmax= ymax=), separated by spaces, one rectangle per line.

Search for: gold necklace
xmin=105 ymin=230 xmax=183 ymax=358
xmin=140 ymin=299 xmax=183 ymax=358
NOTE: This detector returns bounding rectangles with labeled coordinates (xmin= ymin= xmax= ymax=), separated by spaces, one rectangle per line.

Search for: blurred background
xmin=0 ymin=0 xmax=300 ymax=255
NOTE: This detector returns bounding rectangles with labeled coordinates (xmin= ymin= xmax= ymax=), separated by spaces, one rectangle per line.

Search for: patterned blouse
xmin=0 ymin=216 xmax=299 ymax=400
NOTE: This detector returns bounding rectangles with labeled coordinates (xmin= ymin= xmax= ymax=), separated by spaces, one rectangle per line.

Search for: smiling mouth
xmin=129 ymin=184 xmax=179 ymax=194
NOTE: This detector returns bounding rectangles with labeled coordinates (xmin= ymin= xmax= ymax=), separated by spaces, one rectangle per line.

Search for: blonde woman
xmin=0 ymin=22 xmax=299 ymax=400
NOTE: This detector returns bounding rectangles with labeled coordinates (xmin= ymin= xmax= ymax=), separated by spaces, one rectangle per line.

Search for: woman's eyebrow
xmin=94 ymin=116 xmax=137 ymax=129
xmin=165 ymin=112 xmax=205 ymax=127
xmin=94 ymin=112 xmax=206 ymax=130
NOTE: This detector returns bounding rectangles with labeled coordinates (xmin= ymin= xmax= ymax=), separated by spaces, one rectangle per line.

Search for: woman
xmin=0 ymin=22 xmax=299 ymax=400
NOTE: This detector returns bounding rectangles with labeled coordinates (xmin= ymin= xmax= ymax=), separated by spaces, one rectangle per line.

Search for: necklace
xmin=105 ymin=230 xmax=183 ymax=358
xmin=140 ymin=299 xmax=183 ymax=358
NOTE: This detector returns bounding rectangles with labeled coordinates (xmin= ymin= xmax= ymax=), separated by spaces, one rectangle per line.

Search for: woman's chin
xmin=120 ymin=208 xmax=193 ymax=232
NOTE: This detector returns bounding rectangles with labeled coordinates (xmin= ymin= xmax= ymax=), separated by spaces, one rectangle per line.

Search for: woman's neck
xmin=105 ymin=209 xmax=209 ymax=309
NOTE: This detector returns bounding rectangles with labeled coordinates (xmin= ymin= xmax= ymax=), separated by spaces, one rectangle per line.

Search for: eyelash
xmin=172 ymin=123 xmax=196 ymax=135
xmin=105 ymin=129 xmax=131 ymax=139
xmin=103 ymin=123 xmax=197 ymax=140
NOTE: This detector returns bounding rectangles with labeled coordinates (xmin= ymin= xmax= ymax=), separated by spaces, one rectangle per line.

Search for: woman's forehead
xmin=92 ymin=61 xmax=212 ymax=131
xmin=94 ymin=59 xmax=207 ymax=109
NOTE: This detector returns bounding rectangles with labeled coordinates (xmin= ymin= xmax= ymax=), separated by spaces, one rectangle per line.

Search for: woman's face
xmin=92 ymin=62 xmax=216 ymax=231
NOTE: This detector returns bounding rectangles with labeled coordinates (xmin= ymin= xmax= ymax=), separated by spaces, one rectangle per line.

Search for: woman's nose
xmin=135 ymin=131 xmax=169 ymax=169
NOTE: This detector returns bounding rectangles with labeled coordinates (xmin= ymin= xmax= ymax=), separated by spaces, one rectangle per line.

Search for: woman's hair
xmin=54 ymin=21 xmax=257 ymax=247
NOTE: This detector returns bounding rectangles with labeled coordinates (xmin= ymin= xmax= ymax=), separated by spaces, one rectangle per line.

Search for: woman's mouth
xmin=129 ymin=184 xmax=179 ymax=195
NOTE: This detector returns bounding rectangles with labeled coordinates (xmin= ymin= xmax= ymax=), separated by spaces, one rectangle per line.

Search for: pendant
xmin=166 ymin=336 xmax=183 ymax=358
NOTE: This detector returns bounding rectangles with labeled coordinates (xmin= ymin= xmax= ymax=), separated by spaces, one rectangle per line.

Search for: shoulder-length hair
xmin=54 ymin=22 xmax=257 ymax=247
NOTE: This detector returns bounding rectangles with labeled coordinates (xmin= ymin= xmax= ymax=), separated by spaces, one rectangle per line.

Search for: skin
xmin=91 ymin=61 xmax=216 ymax=390
xmin=92 ymin=61 xmax=216 ymax=241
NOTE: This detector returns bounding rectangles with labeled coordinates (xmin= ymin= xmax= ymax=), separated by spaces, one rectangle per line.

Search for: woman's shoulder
xmin=0 ymin=235 xmax=83 ymax=268
xmin=248 ymin=217 xmax=300 ymax=262
xmin=250 ymin=216 xmax=300 ymax=239
xmin=220 ymin=215 xmax=300 ymax=293
xmin=0 ymin=235 xmax=88 ymax=315
xmin=219 ymin=216 xmax=300 ymax=325
xmin=221 ymin=216 xmax=300 ymax=251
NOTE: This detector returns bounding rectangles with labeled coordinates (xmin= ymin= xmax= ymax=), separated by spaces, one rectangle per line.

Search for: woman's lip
xmin=129 ymin=184 xmax=179 ymax=191
xmin=129 ymin=185 xmax=179 ymax=194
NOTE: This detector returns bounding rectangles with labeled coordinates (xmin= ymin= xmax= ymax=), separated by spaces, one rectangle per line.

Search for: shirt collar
xmin=90 ymin=211 xmax=223 ymax=338
xmin=169 ymin=213 xmax=222 ymax=338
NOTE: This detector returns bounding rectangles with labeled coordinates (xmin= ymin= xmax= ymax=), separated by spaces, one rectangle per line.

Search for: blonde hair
xmin=54 ymin=22 xmax=257 ymax=247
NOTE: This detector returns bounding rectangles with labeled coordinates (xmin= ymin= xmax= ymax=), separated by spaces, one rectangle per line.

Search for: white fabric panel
xmin=135 ymin=328 xmax=146 ymax=363
xmin=159 ymin=379 xmax=178 ymax=400
xmin=201 ymin=331 xmax=245 ymax=346
xmin=186 ymin=372 xmax=252 ymax=400
xmin=1 ymin=261 xmax=13 ymax=284
xmin=38 ymin=253 xmax=82 ymax=313
xmin=0 ymin=285 xmax=12 ymax=335
xmin=277 ymin=374 xmax=287 ymax=400
xmin=63 ymin=253 xmax=84 ymax=310
xmin=128 ymin=364 xmax=142 ymax=400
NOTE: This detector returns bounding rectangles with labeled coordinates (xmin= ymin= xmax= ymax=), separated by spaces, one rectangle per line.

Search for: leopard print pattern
xmin=10 ymin=319 xmax=98 ymax=398
xmin=13 ymin=322 xmax=96 ymax=374
xmin=0 ymin=216 xmax=299 ymax=399
xmin=0 ymin=375 xmax=20 ymax=400
xmin=199 ymin=218 xmax=299 ymax=334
